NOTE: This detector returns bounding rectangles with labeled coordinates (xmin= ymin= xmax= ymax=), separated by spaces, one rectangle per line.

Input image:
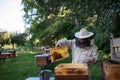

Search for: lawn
xmin=0 ymin=50 xmax=103 ymax=80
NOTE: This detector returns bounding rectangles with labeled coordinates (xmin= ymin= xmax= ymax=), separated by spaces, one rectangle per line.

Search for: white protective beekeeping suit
xmin=56 ymin=28 xmax=98 ymax=64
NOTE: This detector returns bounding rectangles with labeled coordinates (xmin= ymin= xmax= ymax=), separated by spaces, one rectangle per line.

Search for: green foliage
xmin=38 ymin=20 xmax=75 ymax=46
xmin=10 ymin=32 xmax=28 ymax=48
xmin=89 ymin=61 xmax=102 ymax=80
xmin=0 ymin=31 xmax=11 ymax=48
xmin=0 ymin=30 xmax=29 ymax=49
xmin=22 ymin=0 xmax=120 ymax=53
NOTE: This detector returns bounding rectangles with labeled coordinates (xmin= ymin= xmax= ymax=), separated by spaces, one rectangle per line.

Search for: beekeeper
xmin=56 ymin=28 xmax=98 ymax=64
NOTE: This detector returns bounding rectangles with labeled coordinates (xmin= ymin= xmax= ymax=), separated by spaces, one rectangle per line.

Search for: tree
xmin=10 ymin=32 xmax=28 ymax=49
xmin=22 ymin=0 xmax=120 ymax=52
xmin=0 ymin=31 xmax=11 ymax=48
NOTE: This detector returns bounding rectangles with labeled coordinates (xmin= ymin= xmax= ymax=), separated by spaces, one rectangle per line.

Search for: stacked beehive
xmin=35 ymin=54 xmax=51 ymax=66
xmin=102 ymin=61 xmax=120 ymax=80
xmin=55 ymin=63 xmax=89 ymax=80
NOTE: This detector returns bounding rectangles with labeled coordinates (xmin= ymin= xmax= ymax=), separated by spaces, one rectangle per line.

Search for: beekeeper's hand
xmin=55 ymin=40 xmax=62 ymax=47
xmin=87 ymin=57 xmax=95 ymax=62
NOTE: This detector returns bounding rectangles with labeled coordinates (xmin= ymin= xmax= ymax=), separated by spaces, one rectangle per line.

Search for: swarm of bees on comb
xmin=50 ymin=46 xmax=69 ymax=62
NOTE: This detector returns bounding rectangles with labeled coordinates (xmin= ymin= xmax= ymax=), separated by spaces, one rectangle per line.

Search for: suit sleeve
xmin=91 ymin=45 xmax=98 ymax=62
xmin=56 ymin=40 xmax=73 ymax=48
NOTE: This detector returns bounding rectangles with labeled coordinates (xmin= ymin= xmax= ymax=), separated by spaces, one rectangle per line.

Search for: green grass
xmin=0 ymin=50 xmax=103 ymax=80
xmin=89 ymin=61 xmax=103 ymax=80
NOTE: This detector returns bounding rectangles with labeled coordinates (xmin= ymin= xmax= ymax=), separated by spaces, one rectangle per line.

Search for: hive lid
xmin=55 ymin=63 xmax=88 ymax=75
xmin=35 ymin=54 xmax=50 ymax=57
xmin=55 ymin=63 xmax=88 ymax=69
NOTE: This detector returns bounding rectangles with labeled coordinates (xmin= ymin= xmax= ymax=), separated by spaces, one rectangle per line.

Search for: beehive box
xmin=8 ymin=50 xmax=16 ymax=58
xmin=102 ymin=61 xmax=120 ymax=80
xmin=35 ymin=54 xmax=51 ymax=66
xmin=1 ymin=53 xmax=11 ymax=59
xmin=55 ymin=63 xmax=89 ymax=80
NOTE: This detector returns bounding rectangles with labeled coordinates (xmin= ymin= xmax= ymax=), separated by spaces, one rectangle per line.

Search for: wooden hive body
xmin=35 ymin=54 xmax=51 ymax=66
xmin=8 ymin=50 xmax=16 ymax=57
xmin=102 ymin=61 xmax=120 ymax=80
xmin=55 ymin=63 xmax=89 ymax=80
